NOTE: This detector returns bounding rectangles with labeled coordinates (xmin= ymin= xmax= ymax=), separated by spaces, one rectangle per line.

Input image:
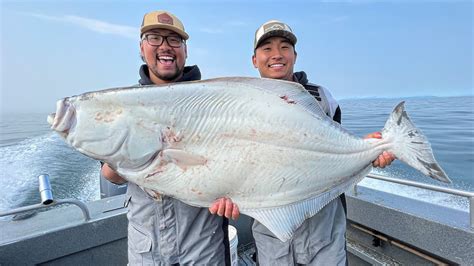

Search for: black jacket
xmin=138 ymin=64 xmax=201 ymax=85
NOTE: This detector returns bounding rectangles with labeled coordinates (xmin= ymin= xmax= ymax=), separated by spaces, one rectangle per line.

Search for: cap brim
xmin=141 ymin=25 xmax=189 ymax=40
xmin=255 ymin=30 xmax=297 ymax=49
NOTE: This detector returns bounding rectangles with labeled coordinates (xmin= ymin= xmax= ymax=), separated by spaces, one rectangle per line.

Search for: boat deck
xmin=1 ymin=182 xmax=473 ymax=265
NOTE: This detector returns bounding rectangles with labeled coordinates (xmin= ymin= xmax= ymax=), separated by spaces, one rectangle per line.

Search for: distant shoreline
xmin=339 ymin=94 xmax=474 ymax=101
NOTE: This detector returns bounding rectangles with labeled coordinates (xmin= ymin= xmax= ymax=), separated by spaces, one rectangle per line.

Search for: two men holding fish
xmin=91 ymin=10 xmax=398 ymax=266
xmin=95 ymin=10 xmax=398 ymax=266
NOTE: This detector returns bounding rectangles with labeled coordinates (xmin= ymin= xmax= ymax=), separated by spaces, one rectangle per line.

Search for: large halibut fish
xmin=48 ymin=77 xmax=450 ymax=241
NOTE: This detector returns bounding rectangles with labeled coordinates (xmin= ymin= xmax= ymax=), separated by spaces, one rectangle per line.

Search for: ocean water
xmin=0 ymin=96 xmax=472 ymax=212
xmin=0 ymin=113 xmax=100 ymax=210
xmin=339 ymin=96 xmax=473 ymax=210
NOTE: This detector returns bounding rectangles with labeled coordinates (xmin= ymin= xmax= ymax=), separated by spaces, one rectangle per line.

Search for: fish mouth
xmin=48 ymin=98 xmax=76 ymax=137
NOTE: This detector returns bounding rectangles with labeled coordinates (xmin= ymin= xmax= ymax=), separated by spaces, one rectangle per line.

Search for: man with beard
xmin=101 ymin=10 xmax=229 ymax=265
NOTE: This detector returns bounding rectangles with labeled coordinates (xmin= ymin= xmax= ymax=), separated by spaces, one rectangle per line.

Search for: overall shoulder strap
xmin=303 ymin=83 xmax=330 ymax=116
xmin=303 ymin=83 xmax=341 ymax=123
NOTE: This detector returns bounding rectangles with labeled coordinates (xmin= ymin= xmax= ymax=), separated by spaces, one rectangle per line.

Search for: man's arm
xmin=101 ymin=163 xmax=127 ymax=185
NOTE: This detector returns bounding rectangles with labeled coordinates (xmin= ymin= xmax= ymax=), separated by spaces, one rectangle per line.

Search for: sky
xmin=1 ymin=0 xmax=472 ymax=113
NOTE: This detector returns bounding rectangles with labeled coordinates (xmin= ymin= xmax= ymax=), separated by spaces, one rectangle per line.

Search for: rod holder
xmin=39 ymin=174 xmax=53 ymax=205
xmin=0 ymin=174 xmax=91 ymax=221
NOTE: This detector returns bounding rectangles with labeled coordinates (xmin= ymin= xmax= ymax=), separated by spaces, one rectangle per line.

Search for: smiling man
xmin=208 ymin=19 xmax=395 ymax=265
xmin=139 ymin=12 xmax=188 ymax=83
xmin=249 ymin=20 xmax=395 ymax=265
xmin=248 ymin=20 xmax=348 ymax=265
xmin=101 ymin=10 xmax=229 ymax=265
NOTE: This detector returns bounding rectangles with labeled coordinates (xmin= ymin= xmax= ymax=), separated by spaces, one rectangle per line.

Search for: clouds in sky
xmin=2 ymin=2 xmax=470 ymax=115
xmin=24 ymin=12 xmax=138 ymax=39
xmin=24 ymin=12 xmax=252 ymax=39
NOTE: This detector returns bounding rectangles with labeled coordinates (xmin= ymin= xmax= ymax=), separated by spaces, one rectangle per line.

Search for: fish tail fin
xmin=382 ymin=101 xmax=451 ymax=183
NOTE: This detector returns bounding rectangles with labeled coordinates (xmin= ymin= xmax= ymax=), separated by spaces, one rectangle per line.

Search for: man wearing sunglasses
xmin=101 ymin=10 xmax=229 ymax=265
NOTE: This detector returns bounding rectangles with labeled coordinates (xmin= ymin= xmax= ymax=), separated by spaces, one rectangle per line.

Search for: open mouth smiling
xmin=269 ymin=63 xmax=285 ymax=68
xmin=158 ymin=55 xmax=175 ymax=65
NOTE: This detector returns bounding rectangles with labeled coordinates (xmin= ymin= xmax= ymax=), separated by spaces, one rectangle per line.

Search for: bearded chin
xmin=154 ymin=66 xmax=184 ymax=82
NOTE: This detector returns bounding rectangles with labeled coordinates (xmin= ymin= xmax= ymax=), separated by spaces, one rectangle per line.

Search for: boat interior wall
xmin=0 ymin=187 xmax=472 ymax=265
xmin=0 ymin=196 xmax=128 ymax=265
xmin=346 ymin=187 xmax=473 ymax=265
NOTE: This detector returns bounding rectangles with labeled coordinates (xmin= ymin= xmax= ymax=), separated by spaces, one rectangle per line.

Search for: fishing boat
xmin=1 ymin=172 xmax=472 ymax=265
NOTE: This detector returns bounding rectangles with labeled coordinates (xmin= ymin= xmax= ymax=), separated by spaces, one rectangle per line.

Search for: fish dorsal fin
xmin=243 ymin=165 xmax=372 ymax=242
xmin=207 ymin=77 xmax=330 ymax=120
xmin=217 ymin=77 xmax=359 ymax=137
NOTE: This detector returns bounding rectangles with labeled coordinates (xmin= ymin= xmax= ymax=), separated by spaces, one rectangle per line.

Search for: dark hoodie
xmin=138 ymin=64 xmax=201 ymax=85
xmin=293 ymin=71 xmax=309 ymax=85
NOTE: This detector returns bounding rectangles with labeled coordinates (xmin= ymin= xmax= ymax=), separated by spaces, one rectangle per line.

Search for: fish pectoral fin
xmin=162 ymin=149 xmax=207 ymax=170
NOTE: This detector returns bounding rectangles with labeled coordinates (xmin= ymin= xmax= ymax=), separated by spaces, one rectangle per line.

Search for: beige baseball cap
xmin=254 ymin=20 xmax=297 ymax=50
xmin=140 ymin=10 xmax=189 ymax=40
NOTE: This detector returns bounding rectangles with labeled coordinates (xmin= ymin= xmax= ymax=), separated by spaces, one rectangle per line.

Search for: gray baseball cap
xmin=254 ymin=20 xmax=297 ymax=50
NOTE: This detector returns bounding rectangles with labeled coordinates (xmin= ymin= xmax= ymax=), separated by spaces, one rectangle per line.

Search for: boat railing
xmin=355 ymin=173 xmax=474 ymax=229
xmin=0 ymin=174 xmax=91 ymax=221
xmin=1 ymin=173 xmax=471 ymax=228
